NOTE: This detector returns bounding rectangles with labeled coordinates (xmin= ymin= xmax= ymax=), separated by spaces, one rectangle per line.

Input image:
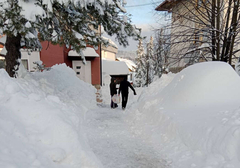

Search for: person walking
xmin=110 ymin=77 xmax=118 ymax=109
xmin=118 ymin=77 xmax=136 ymax=110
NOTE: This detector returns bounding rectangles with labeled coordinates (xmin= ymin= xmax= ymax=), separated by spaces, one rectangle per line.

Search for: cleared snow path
xmin=83 ymin=104 xmax=168 ymax=168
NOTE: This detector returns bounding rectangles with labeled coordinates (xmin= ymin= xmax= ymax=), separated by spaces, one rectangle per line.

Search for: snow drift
xmin=129 ymin=61 xmax=240 ymax=168
xmin=0 ymin=64 xmax=102 ymax=168
xmin=2 ymin=61 xmax=240 ymax=168
xmin=160 ymin=61 xmax=240 ymax=110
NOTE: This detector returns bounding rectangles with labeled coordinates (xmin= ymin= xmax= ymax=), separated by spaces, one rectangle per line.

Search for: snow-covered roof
xmin=116 ymin=57 xmax=136 ymax=71
xmin=102 ymin=59 xmax=129 ymax=75
xmin=0 ymin=46 xmax=6 ymax=56
xmin=102 ymin=36 xmax=118 ymax=49
xmin=68 ymin=47 xmax=99 ymax=57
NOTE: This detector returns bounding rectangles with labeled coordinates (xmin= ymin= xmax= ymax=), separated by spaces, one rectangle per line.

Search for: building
xmin=101 ymin=36 xmax=118 ymax=61
xmin=156 ymin=0 xmax=199 ymax=72
xmin=100 ymin=36 xmax=131 ymax=85
xmin=116 ymin=57 xmax=136 ymax=84
xmin=0 ymin=34 xmax=133 ymax=92
xmin=102 ymin=58 xmax=129 ymax=85
xmin=0 ymin=36 xmax=101 ymax=89
xmin=155 ymin=0 xmax=240 ymax=72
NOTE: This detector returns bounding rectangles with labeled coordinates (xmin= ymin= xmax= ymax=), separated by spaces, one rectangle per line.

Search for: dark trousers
xmin=121 ymin=94 xmax=128 ymax=108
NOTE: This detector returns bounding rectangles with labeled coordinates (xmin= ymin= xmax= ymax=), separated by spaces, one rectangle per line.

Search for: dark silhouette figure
xmin=118 ymin=77 xmax=136 ymax=110
xmin=110 ymin=78 xmax=118 ymax=108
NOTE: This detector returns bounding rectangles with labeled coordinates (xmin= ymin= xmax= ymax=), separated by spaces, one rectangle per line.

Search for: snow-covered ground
xmin=1 ymin=61 xmax=240 ymax=168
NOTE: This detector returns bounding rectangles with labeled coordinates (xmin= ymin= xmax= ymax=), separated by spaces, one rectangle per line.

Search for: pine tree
xmin=0 ymin=0 xmax=141 ymax=77
xmin=153 ymin=37 xmax=163 ymax=78
xmin=145 ymin=36 xmax=154 ymax=86
xmin=153 ymin=29 xmax=171 ymax=76
xmin=135 ymin=38 xmax=146 ymax=87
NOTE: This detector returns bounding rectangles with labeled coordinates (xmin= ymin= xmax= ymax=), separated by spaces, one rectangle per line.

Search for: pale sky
xmin=104 ymin=0 xmax=166 ymax=52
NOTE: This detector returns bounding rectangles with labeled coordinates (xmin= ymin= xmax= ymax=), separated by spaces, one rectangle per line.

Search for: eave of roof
xmin=68 ymin=47 xmax=99 ymax=57
xmin=155 ymin=0 xmax=179 ymax=12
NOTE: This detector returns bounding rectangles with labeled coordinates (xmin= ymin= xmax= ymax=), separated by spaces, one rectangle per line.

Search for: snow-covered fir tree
xmin=0 ymin=0 xmax=141 ymax=77
xmin=153 ymin=29 xmax=170 ymax=77
xmin=153 ymin=39 xmax=163 ymax=78
xmin=153 ymin=29 xmax=169 ymax=78
xmin=135 ymin=38 xmax=146 ymax=87
xmin=145 ymin=36 xmax=154 ymax=86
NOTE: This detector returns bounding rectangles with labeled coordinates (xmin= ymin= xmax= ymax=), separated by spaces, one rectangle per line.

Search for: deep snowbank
xmin=161 ymin=61 xmax=240 ymax=110
xmin=129 ymin=62 xmax=240 ymax=168
xmin=0 ymin=64 xmax=102 ymax=168
xmin=2 ymin=61 xmax=240 ymax=168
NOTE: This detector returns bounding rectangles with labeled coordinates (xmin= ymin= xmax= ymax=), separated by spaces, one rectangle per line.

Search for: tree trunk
xmin=211 ymin=0 xmax=216 ymax=60
xmin=228 ymin=0 xmax=240 ymax=65
xmin=224 ymin=0 xmax=239 ymax=63
xmin=5 ymin=34 xmax=21 ymax=77
xmin=216 ymin=0 xmax=220 ymax=60
xmin=220 ymin=0 xmax=232 ymax=61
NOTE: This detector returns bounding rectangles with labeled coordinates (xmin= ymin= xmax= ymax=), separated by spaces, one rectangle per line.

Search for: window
xmin=76 ymin=66 xmax=81 ymax=69
xmin=76 ymin=72 xmax=80 ymax=75
xmin=21 ymin=59 xmax=28 ymax=70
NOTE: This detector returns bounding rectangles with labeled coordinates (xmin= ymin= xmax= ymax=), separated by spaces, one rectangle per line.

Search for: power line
xmin=124 ymin=1 xmax=163 ymax=8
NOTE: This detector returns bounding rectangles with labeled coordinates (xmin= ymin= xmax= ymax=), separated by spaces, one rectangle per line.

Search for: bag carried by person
xmin=112 ymin=94 xmax=121 ymax=104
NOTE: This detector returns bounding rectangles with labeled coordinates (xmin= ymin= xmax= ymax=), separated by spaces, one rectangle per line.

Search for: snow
xmin=0 ymin=0 xmax=121 ymax=23
xmin=101 ymin=59 xmax=129 ymax=86
xmin=102 ymin=36 xmax=118 ymax=49
xmin=0 ymin=45 xmax=6 ymax=56
xmin=68 ymin=47 xmax=99 ymax=57
xmin=18 ymin=0 xmax=47 ymax=22
xmin=1 ymin=61 xmax=240 ymax=168
xmin=117 ymin=57 xmax=136 ymax=71
xmin=102 ymin=59 xmax=129 ymax=75
xmin=0 ymin=64 xmax=101 ymax=168
xmin=0 ymin=35 xmax=6 ymax=44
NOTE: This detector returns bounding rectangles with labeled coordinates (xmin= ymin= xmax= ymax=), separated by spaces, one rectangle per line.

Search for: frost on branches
xmin=145 ymin=36 xmax=154 ymax=86
xmin=135 ymin=38 xmax=146 ymax=87
xmin=0 ymin=0 xmax=141 ymax=77
xmin=135 ymin=37 xmax=155 ymax=87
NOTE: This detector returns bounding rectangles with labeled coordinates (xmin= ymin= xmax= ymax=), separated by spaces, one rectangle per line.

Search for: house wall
xmin=73 ymin=60 xmax=92 ymax=83
xmin=40 ymin=41 xmax=101 ymax=86
xmin=40 ymin=41 xmax=66 ymax=68
xmin=101 ymin=45 xmax=118 ymax=60
xmin=169 ymin=0 xmax=196 ymax=70
xmin=21 ymin=50 xmax=41 ymax=71
xmin=169 ymin=0 xmax=240 ymax=70
xmin=63 ymin=46 xmax=72 ymax=68
xmin=101 ymin=50 xmax=116 ymax=60
xmin=87 ymin=45 xmax=101 ymax=87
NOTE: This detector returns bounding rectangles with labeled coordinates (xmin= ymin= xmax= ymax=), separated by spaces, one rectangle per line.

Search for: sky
xmin=104 ymin=0 xmax=166 ymax=51
xmin=1 ymin=61 xmax=240 ymax=167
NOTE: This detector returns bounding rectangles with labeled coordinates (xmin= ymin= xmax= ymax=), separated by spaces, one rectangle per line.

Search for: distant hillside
xmin=116 ymin=50 xmax=137 ymax=62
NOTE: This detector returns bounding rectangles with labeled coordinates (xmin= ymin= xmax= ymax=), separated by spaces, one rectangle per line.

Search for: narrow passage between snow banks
xmin=83 ymin=105 xmax=168 ymax=168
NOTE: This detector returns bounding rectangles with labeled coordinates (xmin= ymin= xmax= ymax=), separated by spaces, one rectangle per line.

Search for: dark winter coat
xmin=110 ymin=79 xmax=117 ymax=96
xmin=118 ymin=79 xmax=136 ymax=95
